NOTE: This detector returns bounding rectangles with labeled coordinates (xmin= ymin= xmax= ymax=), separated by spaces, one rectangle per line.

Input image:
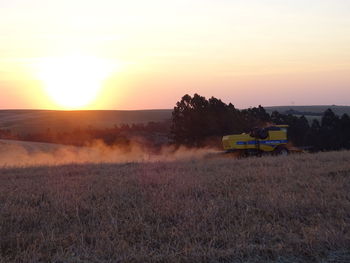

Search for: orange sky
xmin=0 ymin=0 xmax=350 ymax=110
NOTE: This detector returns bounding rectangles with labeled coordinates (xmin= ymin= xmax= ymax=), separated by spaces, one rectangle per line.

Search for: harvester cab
xmin=222 ymin=125 xmax=289 ymax=156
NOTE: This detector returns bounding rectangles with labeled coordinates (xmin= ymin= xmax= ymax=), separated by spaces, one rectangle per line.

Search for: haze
xmin=0 ymin=0 xmax=349 ymax=110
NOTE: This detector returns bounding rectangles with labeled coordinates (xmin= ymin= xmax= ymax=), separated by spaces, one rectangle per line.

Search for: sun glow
xmin=38 ymin=55 xmax=115 ymax=109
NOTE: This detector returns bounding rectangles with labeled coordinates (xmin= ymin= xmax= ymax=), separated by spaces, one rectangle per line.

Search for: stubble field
xmin=0 ymin=151 xmax=350 ymax=262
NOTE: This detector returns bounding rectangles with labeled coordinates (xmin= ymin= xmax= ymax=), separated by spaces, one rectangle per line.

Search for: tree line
xmin=171 ymin=94 xmax=350 ymax=151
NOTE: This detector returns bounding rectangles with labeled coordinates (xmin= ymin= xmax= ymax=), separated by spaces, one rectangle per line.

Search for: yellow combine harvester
xmin=222 ymin=125 xmax=290 ymax=156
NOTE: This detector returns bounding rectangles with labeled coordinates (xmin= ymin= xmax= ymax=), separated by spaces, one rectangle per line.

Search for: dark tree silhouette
xmin=171 ymin=94 xmax=271 ymax=146
xmin=171 ymin=94 xmax=350 ymax=151
xmin=340 ymin=114 xmax=350 ymax=149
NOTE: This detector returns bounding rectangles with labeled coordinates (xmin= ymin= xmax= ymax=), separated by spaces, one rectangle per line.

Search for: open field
xmin=0 ymin=151 xmax=350 ymax=262
xmin=0 ymin=110 xmax=172 ymax=134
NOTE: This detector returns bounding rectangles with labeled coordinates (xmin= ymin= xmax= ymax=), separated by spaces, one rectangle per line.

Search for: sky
xmin=0 ymin=0 xmax=350 ymax=110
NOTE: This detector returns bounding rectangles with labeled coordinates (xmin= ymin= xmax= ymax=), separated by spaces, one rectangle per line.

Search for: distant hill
xmin=264 ymin=105 xmax=350 ymax=116
xmin=0 ymin=110 xmax=172 ymax=134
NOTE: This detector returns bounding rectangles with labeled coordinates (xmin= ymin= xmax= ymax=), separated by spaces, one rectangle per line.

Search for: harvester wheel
xmin=275 ymin=147 xmax=289 ymax=156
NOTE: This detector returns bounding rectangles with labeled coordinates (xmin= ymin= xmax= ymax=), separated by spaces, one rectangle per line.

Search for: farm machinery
xmin=222 ymin=125 xmax=298 ymax=156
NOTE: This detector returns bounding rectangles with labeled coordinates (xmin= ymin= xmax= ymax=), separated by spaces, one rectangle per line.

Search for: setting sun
xmin=37 ymin=55 xmax=114 ymax=109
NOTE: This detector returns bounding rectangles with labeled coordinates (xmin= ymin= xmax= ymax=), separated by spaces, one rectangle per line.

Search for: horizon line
xmin=0 ymin=104 xmax=349 ymax=112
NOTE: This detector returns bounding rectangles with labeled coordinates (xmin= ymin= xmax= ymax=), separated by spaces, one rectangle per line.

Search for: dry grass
xmin=0 ymin=152 xmax=350 ymax=262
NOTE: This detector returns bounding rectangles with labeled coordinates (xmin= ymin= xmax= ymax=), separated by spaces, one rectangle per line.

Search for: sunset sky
xmin=1 ymin=0 xmax=349 ymax=110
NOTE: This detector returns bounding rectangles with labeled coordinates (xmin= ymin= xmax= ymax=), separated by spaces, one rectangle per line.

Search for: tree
xmin=340 ymin=114 xmax=350 ymax=149
xmin=171 ymin=94 xmax=349 ymax=151
xmin=171 ymin=94 xmax=209 ymax=146
xmin=321 ymin=109 xmax=339 ymax=129
xmin=171 ymin=94 xmax=271 ymax=146
xmin=305 ymin=119 xmax=321 ymax=150
xmin=320 ymin=109 xmax=341 ymax=150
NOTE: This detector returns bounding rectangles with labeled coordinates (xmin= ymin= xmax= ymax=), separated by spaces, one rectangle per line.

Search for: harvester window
xmin=249 ymin=128 xmax=269 ymax=139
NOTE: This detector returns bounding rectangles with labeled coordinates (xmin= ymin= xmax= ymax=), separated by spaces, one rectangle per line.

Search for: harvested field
xmin=0 ymin=151 xmax=350 ymax=262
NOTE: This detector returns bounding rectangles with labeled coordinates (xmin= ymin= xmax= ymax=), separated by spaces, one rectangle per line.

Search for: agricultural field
xmin=0 ymin=109 xmax=172 ymax=134
xmin=0 ymin=148 xmax=349 ymax=262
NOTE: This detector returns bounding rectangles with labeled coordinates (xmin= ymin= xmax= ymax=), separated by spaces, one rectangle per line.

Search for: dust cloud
xmin=0 ymin=140 xmax=221 ymax=167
